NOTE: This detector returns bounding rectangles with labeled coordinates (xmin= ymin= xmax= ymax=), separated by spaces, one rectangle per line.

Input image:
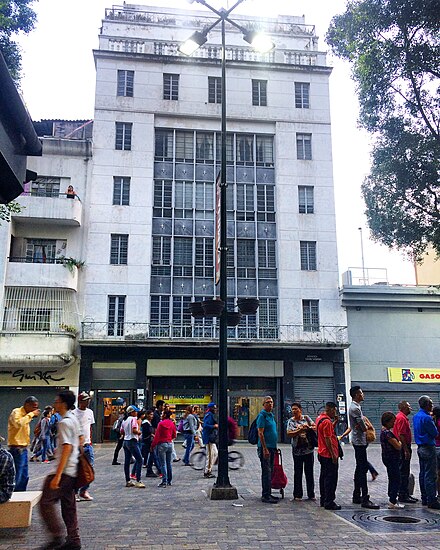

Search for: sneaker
xmin=361 ymin=500 xmax=380 ymax=509
xmin=75 ymin=495 xmax=82 ymax=502
xmin=173 ymin=458 xmax=181 ymax=462
xmin=294 ymin=497 xmax=302 ymax=501
xmin=204 ymin=472 xmax=215 ymax=478
xmin=43 ymin=460 xmax=50 ymax=463
xmin=112 ymin=461 xmax=121 ymax=465
xmin=325 ymin=502 xmax=342 ymax=510
xmin=125 ymin=480 xmax=135 ymax=487
xmin=167 ymin=482 xmax=172 ymax=486
xmin=158 ymin=481 xmax=167 ymax=487
xmin=146 ymin=472 xmax=158 ymax=478
xmin=133 ymin=481 xmax=146 ymax=488
xmin=130 ymin=474 xmax=136 ymax=480
xmin=388 ymin=502 xmax=404 ymax=509
xmin=79 ymin=491 xmax=93 ymax=501
xmin=399 ymin=496 xmax=418 ymax=503
xmin=307 ymin=497 xmax=317 ymax=502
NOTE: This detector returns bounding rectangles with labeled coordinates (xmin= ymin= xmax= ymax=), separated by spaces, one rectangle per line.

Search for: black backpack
xmin=247 ymin=418 xmax=259 ymax=445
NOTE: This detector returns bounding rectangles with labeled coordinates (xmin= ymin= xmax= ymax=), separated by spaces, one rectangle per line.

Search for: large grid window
xmin=155 ymin=130 xmax=173 ymax=160
xmin=258 ymin=240 xmax=277 ymax=278
xmin=115 ymin=122 xmax=132 ymax=150
xmin=19 ymin=308 xmax=50 ymax=331
xmin=113 ymin=176 xmax=130 ymax=206
xmin=25 ymin=239 xmax=58 ymax=263
xmin=257 ymin=185 xmax=275 ymax=222
xmin=173 ymin=296 xmax=192 ymax=326
xmin=163 ymin=73 xmax=179 ymax=100
xmin=153 ymin=180 xmax=172 ymax=217
xmin=175 ymin=131 xmax=194 ymax=161
xmin=173 ymin=237 xmax=193 ymax=276
xmin=110 ymin=234 xmax=128 ymax=265
xmin=237 ymin=184 xmax=255 ymax=221
xmin=237 ymin=240 xmax=256 ymax=278
xmin=150 ymin=295 xmax=170 ymax=325
xmin=226 ymin=238 xmax=235 ymax=278
xmin=208 ymin=77 xmax=221 ymax=104
xmin=303 ymin=299 xmax=319 ymax=332
xmin=30 ymin=177 xmax=60 ymax=197
xmin=296 ymin=133 xmax=312 ymax=160
xmin=152 ymin=236 xmax=171 ymax=271
xmin=175 ymin=181 xmax=193 ymax=218
xmin=196 ymin=132 xmax=214 ymax=162
xmin=300 ymin=241 xmax=317 ymax=271
xmin=195 ymin=237 xmax=214 ymax=278
xmin=117 ymin=70 xmax=134 ymax=97
xmin=195 ymin=181 xmax=214 ymax=219
xmin=295 ymin=82 xmax=310 ymax=108
xmin=252 ymin=79 xmax=267 ymax=106
xmin=259 ymin=298 xmax=278 ymax=326
xmin=215 ymin=133 xmax=234 ymax=164
xmin=236 ymin=135 xmax=254 ymax=164
xmin=298 ymin=185 xmax=314 ymax=214
xmin=108 ymin=295 xmax=125 ymax=336
xmin=256 ymin=136 xmax=274 ymax=166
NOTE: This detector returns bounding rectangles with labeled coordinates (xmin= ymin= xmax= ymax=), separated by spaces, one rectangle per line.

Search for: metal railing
xmin=80 ymin=322 xmax=348 ymax=346
xmin=8 ymin=256 xmax=66 ymax=264
xmin=21 ymin=191 xmax=81 ymax=201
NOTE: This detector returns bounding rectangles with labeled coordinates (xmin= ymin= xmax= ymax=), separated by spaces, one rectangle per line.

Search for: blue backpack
xmin=247 ymin=418 xmax=259 ymax=445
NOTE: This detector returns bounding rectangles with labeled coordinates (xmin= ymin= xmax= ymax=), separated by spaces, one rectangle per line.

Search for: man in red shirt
xmin=394 ymin=400 xmax=418 ymax=503
xmin=317 ymin=402 xmax=341 ymax=510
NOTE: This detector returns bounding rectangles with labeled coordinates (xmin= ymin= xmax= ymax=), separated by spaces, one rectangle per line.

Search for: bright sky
xmin=17 ymin=0 xmax=416 ymax=285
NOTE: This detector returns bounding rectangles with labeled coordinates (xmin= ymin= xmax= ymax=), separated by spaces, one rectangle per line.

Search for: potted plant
xmin=237 ymin=298 xmax=259 ymax=315
xmin=202 ymin=298 xmax=225 ymax=317
xmin=58 ymin=256 xmax=85 ymax=274
xmin=227 ymin=311 xmax=242 ymax=326
xmin=189 ymin=301 xmax=205 ymax=318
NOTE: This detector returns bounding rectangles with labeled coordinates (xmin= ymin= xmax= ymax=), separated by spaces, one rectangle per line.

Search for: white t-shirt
xmin=121 ymin=416 xmax=139 ymax=441
xmin=50 ymin=411 xmax=81 ymax=478
xmin=72 ymin=407 xmax=95 ymax=444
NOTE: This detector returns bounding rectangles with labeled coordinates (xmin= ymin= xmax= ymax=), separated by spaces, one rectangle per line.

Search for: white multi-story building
xmin=0 ymin=4 xmax=348 ymax=441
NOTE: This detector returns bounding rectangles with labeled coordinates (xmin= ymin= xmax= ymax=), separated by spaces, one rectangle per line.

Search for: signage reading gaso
xmin=388 ymin=368 xmax=440 ymax=383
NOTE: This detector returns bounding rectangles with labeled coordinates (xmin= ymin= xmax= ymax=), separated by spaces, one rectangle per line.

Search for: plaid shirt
xmin=0 ymin=446 xmax=15 ymax=503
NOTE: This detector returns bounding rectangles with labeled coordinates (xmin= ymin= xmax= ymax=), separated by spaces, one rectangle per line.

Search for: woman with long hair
xmin=151 ymin=409 xmax=177 ymax=487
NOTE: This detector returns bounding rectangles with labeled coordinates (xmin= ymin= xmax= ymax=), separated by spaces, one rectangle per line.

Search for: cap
xmin=126 ymin=405 xmax=140 ymax=413
xmin=207 ymin=402 xmax=216 ymax=408
xmin=78 ymin=391 xmax=91 ymax=401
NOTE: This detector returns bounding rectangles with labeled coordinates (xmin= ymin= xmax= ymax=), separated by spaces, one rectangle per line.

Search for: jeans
xmin=154 ymin=447 xmax=163 ymax=474
xmin=157 ymin=442 xmax=173 ymax=484
xmin=123 ymin=439 xmax=142 ymax=482
xmin=398 ymin=447 xmax=412 ymax=498
xmin=183 ymin=434 xmax=195 ymax=465
xmin=113 ymin=437 xmax=123 ymax=463
xmin=9 ymin=447 xmax=28 ymax=492
xmin=79 ymin=444 xmax=94 ymax=492
xmin=141 ymin=441 xmax=151 ymax=467
xmin=383 ymin=459 xmax=400 ymax=503
xmin=257 ymin=447 xmax=276 ymax=499
xmin=318 ymin=455 xmax=338 ymax=507
xmin=35 ymin=436 xmax=51 ymax=462
xmin=40 ymin=474 xmax=80 ymax=547
xmin=353 ymin=444 xmax=369 ymax=502
xmin=417 ymin=445 xmax=437 ymax=504
xmin=292 ymin=451 xmax=315 ymax=499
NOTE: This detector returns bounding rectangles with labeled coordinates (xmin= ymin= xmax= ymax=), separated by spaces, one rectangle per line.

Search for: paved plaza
xmin=1 ymin=443 xmax=439 ymax=550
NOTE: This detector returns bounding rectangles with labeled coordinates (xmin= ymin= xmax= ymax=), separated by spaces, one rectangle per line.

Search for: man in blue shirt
xmin=256 ymin=396 xmax=278 ymax=504
xmin=413 ymin=395 xmax=440 ymax=509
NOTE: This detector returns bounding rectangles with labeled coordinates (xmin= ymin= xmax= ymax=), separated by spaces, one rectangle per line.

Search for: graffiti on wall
xmin=0 ymin=369 xmax=66 ymax=385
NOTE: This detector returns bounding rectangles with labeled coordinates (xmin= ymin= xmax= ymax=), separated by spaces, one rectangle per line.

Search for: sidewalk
xmin=1 ymin=443 xmax=439 ymax=550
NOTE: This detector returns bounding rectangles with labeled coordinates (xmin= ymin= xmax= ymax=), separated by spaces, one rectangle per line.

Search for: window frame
xmin=163 ymin=73 xmax=179 ymax=100
xmin=252 ymin=79 xmax=267 ymax=106
xmin=117 ymin=70 xmax=134 ymax=97
xmin=298 ymin=185 xmax=314 ymax=214
xmin=302 ymin=299 xmax=320 ymax=332
xmin=115 ymin=122 xmax=132 ymax=151
xmin=110 ymin=234 xmax=129 ymax=265
xmin=112 ymin=176 xmax=130 ymax=206
xmin=208 ymin=76 xmax=222 ymax=104
xmin=294 ymin=82 xmax=310 ymax=109
xmin=296 ymin=133 xmax=312 ymax=160
xmin=108 ymin=295 xmax=126 ymax=336
xmin=300 ymin=241 xmax=317 ymax=271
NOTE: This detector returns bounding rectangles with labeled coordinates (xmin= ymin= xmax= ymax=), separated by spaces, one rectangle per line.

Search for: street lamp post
xmin=181 ymin=0 xmax=274 ymax=499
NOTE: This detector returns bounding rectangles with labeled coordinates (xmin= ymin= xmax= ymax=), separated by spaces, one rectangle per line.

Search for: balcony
xmin=80 ymin=322 xmax=349 ymax=348
xmin=0 ymin=332 xmax=76 ymax=368
xmin=14 ymin=193 xmax=83 ymax=226
xmin=6 ymin=258 xmax=78 ymax=291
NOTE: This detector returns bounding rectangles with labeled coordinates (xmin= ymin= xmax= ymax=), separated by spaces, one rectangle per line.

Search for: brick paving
xmin=0 ymin=443 xmax=438 ymax=549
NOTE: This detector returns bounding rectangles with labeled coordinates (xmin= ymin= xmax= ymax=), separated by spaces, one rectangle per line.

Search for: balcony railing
xmin=80 ymin=322 xmax=348 ymax=346
xmin=9 ymin=256 xmax=65 ymax=264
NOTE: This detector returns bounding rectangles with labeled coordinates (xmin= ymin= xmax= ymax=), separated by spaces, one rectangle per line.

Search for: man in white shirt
xmin=72 ymin=392 xmax=95 ymax=501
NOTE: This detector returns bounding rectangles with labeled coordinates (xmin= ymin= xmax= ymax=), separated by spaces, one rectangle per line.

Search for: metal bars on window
xmin=113 ymin=177 xmax=130 ymax=205
xmin=115 ymin=122 xmax=132 ymax=150
xmin=108 ymin=295 xmax=125 ymax=336
xmin=302 ymin=299 xmax=319 ymax=332
xmin=110 ymin=234 xmax=128 ymax=265
xmin=298 ymin=186 xmax=314 ymax=214
xmin=300 ymin=241 xmax=317 ymax=271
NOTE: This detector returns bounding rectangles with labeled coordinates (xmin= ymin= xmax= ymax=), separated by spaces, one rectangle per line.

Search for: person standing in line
xmin=121 ymin=405 xmax=145 ymax=488
xmin=380 ymin=411 xmax=404 ymax=509
xmin=432 ymin=406 xmax=440 ymax=497
xmin=111 ymin=409 xmax=126 ymax=465
xmin=39 ymin=390 xmax=82 ymax=550
xmin=413 ymin=395 xmax=440 ymax=509
xmin=256 ymin=396 xmax=279 ymax=504
xmin=72 ymin=392 xmax=95 ymax=502
xmin=150 ymin=400 xmax=166 ymax=475
xmin=151 ymin=409 xmax=177 ymax=487
xmin=140 ymin=409 xmax=155 ymax=474
xmin=316 ymin=402 xmax=341 ymax=510
xmin=286 ymin=402 xmax=316 ymax=501
xmin=202 ymin=402 xmax=218 ymax=479
xmin=182 ymin=406 xmax=197 ymax=466
xmin=7 ymin=395 xmax=40 ymax=491
xmin=0 ymin=436 xmax=15 ymax=504
xmin=394 ymin=400 xmax=418 ymax=503
xmin=348 ymin=386 xmax=379 ymax=509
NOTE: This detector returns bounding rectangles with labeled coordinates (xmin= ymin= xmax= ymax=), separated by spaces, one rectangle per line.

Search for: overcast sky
xmin=17 ymin=0 xmax=416 ymax=285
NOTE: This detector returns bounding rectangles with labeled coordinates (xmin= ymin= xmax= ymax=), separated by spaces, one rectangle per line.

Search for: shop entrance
xmin=95 ymin=390 xmax=132 ymax=443
xmin=229 ymin=393 xmax=269 ymax=440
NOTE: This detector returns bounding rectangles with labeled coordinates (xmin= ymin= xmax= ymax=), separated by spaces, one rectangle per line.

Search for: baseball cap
xmin=78 ymin=391 xmax=91 ymax=401
xmin=126 ymin=405 xmax=140 ymax=413
xmin=207 ymin=402 xmax=216 ymax=408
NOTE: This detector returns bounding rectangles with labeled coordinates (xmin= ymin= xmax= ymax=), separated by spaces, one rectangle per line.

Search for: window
xmin=258 ymin=240 xmax=277 ymax=278
xmin=163 ymin=73 xmax=179 ymax=100
xmin=215 ymin=133 xmax=234 ymax=164
xmin=195 ymin=237 xmax=214 ymax=278
xmin=252 ymin=79 xmax=267 ymax=106
xmin=236 ymin=183 xmax=255 ymax=221
xmin=150 ymin=295 xmax=170 ymax=325
xmin=303 ymin=299 xmax=319 ymax=331
xmin=258 ymin=298 xmax=278 ymax=326
xmin=195 ymin=181 xmax=214 ymax=219
xmin=115 ymin=122 xmax=132 ymax=150
xmin=153 ymin=180 xmax=172 ymax=217
xmin=174 ymin=181 xmax=193 ymax=218
xmin=19 ymin=308 xmax=50 ymax=331
xmin=110 ymin=234 xmax=128 ymax=265
xmin=300 ymin=241 xmax=317 ymax=270
xmin=298 ymin=185 xmax=314 ymax=214
xmin=25 ymin=239 xmax=58 ymax=263
xmin=257 ymin=185 xmax=275 ymax=222
xmin=113 ymin=177 xmax=130 ymax=205
xmin=236 ymin=135 xmax=253 ymax=164
xmin=173 ymin=296 xmax=192 ymax=327
xmin=152 ymin=236 xmax=171 ymax=276
xmin=30 ymin=177 xmax=60 ymax=197
xmin=237 ymin=239 xmax=256 ymax=278
xmin=296 ymin=133 xmax=312 ymax=160
xmin=256 ymin=136 xmax=274 ymax=165
xmin=108 ymin=295 xmax=125 ymax=336
xmin=173 ymin=237 xmax=193 ymax=276
xmin=175 ymin=131 xmax=194 ymax=161
xmin=117 ymin=70 xmax=134 ymax=97
xmin=196 ymin=132 xmax=214 ymax=162
xmin=208 ymin=76 xmax=221 ymax=104
xmin=155 ymin=130 xmax=173 ymax=160
xmin=295 ymin=82 xmax=310 ymax=108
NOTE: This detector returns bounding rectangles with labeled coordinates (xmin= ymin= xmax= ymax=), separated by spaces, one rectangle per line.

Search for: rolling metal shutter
xmin=293 ymin=377 xmax=335 ymax=418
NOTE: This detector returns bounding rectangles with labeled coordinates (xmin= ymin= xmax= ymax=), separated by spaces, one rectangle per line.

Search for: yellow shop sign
xmin=388 ymin=368 xmax=440 ymax=383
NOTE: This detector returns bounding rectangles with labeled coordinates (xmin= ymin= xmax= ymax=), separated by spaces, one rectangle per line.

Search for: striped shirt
xmin=0 ymin=446 xmax=15 ymax=503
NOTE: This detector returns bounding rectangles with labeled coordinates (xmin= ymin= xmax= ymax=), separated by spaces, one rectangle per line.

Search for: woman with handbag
xmin=286 ymin=402 xmax=316 ymax=501
xmin=151 ymin=409 xmax=177 ymax=487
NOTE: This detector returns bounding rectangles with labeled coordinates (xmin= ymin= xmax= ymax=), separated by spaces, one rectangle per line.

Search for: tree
xmin=0 ymin=202 xmax=23 ymax=223
xmin=0 ymin=0 xmax=37 ymax=82
xmin=326 ymin=0 xmax=440 ymax=259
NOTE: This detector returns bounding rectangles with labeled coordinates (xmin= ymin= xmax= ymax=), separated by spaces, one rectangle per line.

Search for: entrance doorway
xmin=95 ymin=390 xmax=132 ymax=443
xmin=229 ymin=394 xmax=268 ymax=440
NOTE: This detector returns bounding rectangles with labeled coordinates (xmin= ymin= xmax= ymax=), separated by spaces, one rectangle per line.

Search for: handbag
xmin=75 ymin=448 xmax=95 ymax=489
xmin=208 ymin=428 xmax=218 ymax=444
xmin=365 ymin=417 xmax=376 ymax=443
xmin=306 ymin=429 xmax=318 ymax=448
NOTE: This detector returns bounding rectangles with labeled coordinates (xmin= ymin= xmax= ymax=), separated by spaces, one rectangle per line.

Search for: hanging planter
xmin=189 ymin=301 xmax=205 ymax=318
xmin=227 ymin=311 xmax=242 ymax=326
xmin=202 ymin=298 xmax=225 ymax=317
xmin=237 ymin=297 xmax=259 ymax=315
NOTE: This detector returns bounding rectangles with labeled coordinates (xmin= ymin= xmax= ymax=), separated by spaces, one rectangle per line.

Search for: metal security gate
xmin=293 ymin=377 xmax=335 ymax=418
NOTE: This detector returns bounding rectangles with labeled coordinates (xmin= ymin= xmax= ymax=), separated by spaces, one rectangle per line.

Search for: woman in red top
xmin=151 ymin=409 xmax=177 ymax=487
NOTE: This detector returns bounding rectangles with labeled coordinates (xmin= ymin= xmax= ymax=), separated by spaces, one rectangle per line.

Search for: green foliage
xmin=58 ymin=256 xmax=85 ymax=274
xmin=327 ymin=0 xmax=440 ymax=258
xmin=0 ymin=0 xmax=37 ymax=81
xmin=0 ymin=201 xmax=23 ymax=223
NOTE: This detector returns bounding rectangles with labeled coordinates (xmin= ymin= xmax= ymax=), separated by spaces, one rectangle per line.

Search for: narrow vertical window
xmin=117 ymin=70 xmax=134 ymax=97
xmin=298 ymin=186 xmax=314 ymax=214
xmin=294 ymin=82 xmax=310 ymax=108
xmin=300 ymin=241 xmax=317 ymax=270
xmin=115 ymin=122 xmax=132 ymax=150
xmin=302 ymin=300 xmax=319 ymax=331
xmin=252 ymin=79 xmax=267 ymax=106
xmin=110 ymin=234 xmax=128 ymax=265
xmin=296 ymin=133 xmax=312 ymax=160
xmin=208 ymin=77 xmax=222 ymax=104
xmin=113 ymin=177 xmax=130 ymax=205
xmin=108 ymin=295 xmax=125 ymax=336
xmin=163 ymin=73 xmax=179 ymax=100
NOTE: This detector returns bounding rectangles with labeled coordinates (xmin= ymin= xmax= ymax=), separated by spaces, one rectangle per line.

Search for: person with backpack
xmin=316 ymin=401 xmax=341 ymax=510
xmin=112 ymin=410 xmax=126 ymax=465
xmin=202 ymin=403 xmax=218 ymax=479
xmin=256 ymin=396 xmax=279 ymax=504
xmin=182 ymin=406 xmax=197 ymax=466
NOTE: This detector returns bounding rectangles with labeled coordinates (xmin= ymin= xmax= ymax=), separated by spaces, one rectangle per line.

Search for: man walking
xmin=0 ymin=436 xmax=15 ymax=503
xmin=202 ymin=402 xmax=218 ymax=479
xmin=39 ymin=390 xmax=82 ymax=550
xmin=256 ymin=396 xmax=278 ymax=504
xmin=413 ymin=395 xmax=440 ymax=509
xmin=316 ymin=402 xmax=341 ymax=510
xmin=7 ymin=395 xmax=40 ymax=491
xmin=348 ymin=386 xmax=379 ymax=509
xmin=394 ymin=400 xmax=418 ymax=503
xmin=72 ymin=392 xmax=95 ymax=501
